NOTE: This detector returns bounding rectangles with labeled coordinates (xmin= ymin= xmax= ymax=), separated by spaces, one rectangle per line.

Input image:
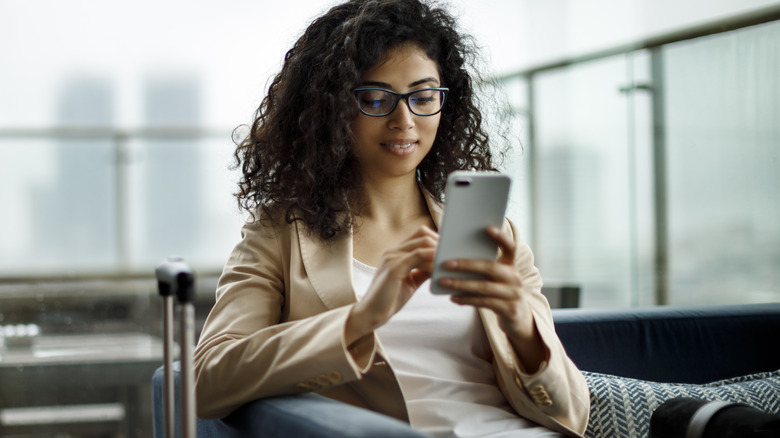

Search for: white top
xmin=352 ymin=259 xmax=562 ymax=438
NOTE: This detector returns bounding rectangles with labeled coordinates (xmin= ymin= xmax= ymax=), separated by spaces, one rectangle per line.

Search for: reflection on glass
xmin=664 ymin=20 xmax=780 ymax=305
xmin=127 ymin=137 xmax=241 ymax=271
xmin=0 ymin=138 xmax=118 ymax=276
xmin=533 ymin=54 xmax=656 ymax=307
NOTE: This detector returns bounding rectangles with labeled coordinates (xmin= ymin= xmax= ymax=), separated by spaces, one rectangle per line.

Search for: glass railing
xmin=0 ymin=127 xmax=240 ymax=280
xmin=494 ymin=6 xmax=780 ymax=306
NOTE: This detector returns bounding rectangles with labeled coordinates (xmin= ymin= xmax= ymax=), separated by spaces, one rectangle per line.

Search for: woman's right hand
xmin=345 ymin=225 xmax=438 ymax=346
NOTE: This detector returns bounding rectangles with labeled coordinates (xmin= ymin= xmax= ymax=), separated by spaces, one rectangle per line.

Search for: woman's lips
xmin=382 ymin=140 xmax=418 ymax=156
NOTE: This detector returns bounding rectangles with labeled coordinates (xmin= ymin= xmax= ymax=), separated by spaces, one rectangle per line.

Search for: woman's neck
xmin=357 ymin=174 xmax=427 ymax=228
xmin=352 ymin=173 xmax=435 ymax=267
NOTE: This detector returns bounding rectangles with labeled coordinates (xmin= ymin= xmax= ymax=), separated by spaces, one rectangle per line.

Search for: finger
xmin=384 ymin=247 xmax=436 ymax=278
xmin=381 ymin=240 xmax=436 ymax=272
xmin=442 ymin=258 xmax=515 ymax=283
xmin=486 ymin=226 xmax=516 ymax=263
xmin=408 ymin=224 xmax=439 ymax=242
xmin=407 ymin=268 xmax=432 ymax=290
xmin=437 ymin=275 xmax=515 ymax=299
xmin=392 ymin=231 xmax=438 ymax=253
xmin=406 ymin=247 xmax=436 ymax=273
xmin=450 ymin=292 xmax=516 ymax=317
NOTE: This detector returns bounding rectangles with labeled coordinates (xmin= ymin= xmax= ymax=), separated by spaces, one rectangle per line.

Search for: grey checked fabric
xmin=582 ymin=370 xmax=780 ymax=438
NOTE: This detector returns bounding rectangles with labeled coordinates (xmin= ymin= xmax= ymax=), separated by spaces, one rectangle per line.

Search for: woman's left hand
xmin=437 ymin=226 xmax=548 ymax=373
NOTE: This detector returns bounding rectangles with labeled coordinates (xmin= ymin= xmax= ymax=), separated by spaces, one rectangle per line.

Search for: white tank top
xmin=351 ymin=259 xmax=561 ymax=438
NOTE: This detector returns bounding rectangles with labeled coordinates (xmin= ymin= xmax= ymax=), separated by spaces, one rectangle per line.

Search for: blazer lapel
xmin=296 ymin=221 xmax=357 ymax=310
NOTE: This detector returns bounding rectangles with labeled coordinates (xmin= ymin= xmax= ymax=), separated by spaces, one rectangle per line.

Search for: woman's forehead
xmin=360 ymin=43 xmax=440 ymax=87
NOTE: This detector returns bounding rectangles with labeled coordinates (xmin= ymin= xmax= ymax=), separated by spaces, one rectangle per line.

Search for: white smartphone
xmin=431 ymin=171 xmax=511 ymax=295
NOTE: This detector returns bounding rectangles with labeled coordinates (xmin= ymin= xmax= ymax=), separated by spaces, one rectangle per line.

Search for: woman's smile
xmin=381 ymin=139 xmax=419 ymax=156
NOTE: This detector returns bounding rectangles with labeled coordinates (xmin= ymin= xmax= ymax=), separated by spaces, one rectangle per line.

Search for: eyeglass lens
xmin=356 ymin=89 xmax=444 ymax=116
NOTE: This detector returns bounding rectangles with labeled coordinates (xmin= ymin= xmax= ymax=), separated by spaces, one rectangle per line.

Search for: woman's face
xmin=351 ymin=43 xmax=442 ymax=182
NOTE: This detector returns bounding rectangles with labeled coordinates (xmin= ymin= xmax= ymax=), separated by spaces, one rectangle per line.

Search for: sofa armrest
xmin=552 ymin=303 xmax=780 ymax=383
xmin=152 ymin=364 xmax=431 ymax=438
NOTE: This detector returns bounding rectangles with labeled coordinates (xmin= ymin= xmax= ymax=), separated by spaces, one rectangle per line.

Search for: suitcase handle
xmin=156 ymin=257 xmax=196 ymax=438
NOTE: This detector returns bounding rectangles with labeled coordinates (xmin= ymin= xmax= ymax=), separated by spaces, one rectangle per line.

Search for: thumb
xmin=406 ymin=269 xmax=431 ymax=290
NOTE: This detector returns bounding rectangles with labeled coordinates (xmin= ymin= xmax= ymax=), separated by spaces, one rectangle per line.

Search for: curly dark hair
xmin=234 ymin=0 xmax=499 ymax=239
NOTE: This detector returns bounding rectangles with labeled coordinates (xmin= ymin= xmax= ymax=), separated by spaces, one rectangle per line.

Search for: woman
xmin=193 ymin=0 xmax=590 ymax=437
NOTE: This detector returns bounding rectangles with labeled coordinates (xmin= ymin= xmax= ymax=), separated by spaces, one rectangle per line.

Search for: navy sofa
xmin=553 ymin=303 xmax=780 ymax=384
xmin=153 ymin=303 xmax=780 ymax=437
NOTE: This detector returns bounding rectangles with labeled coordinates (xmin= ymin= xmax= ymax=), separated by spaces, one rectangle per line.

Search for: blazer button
xmin=327 ymin=370 xmax=343 ymax=382
xmin=305 ymin=379 xmax=322 ymax=391
xmin=536 ymin=396 xmax=553 ymax=407
xmin=529 ymin=384 xmax=553 ymax=407
xmin=296 ymin=382 xmax=313 ymax=392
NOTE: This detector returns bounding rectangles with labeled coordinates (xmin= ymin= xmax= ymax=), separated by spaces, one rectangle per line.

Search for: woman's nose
xmin=387 ymin=99 xmax=415 ymax=130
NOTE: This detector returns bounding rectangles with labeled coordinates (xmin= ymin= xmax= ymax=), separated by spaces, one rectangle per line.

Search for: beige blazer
xmin=194 ymin=191 xmax=590 ymax=437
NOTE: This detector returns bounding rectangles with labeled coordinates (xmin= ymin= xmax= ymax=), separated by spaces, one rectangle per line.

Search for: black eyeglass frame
xmin=352 ymin=87 xmax=449 ymax=117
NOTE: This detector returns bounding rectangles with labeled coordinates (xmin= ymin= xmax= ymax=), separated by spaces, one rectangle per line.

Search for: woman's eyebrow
xmin=360 ymin=80 xmax=392 ymax=88
xmin=409 ymin=77 xmax=440 ymax=87
xmin=359 ymin=77 xmax=441 ymax=89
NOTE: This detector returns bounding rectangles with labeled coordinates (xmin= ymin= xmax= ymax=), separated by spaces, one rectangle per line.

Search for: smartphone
xmin=431 ymin=171 xmax=511 ymax=295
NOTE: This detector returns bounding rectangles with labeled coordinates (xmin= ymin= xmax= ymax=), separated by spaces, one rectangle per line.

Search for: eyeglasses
xmin=352 ymin=87 xmax=448 ymax=117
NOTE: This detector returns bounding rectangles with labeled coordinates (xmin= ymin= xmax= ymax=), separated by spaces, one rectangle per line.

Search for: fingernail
xmin=444 ymin=260 xmax=458 ymax=269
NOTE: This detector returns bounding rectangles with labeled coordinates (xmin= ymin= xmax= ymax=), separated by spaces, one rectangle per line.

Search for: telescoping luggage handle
xmin=156 ymin=257 xmax=196 ymax=438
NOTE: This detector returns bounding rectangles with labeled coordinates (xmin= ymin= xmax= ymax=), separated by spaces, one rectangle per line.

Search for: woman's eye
xmin=411 ymin=96 xmax=435 ymax=106
xmin=361 ymin=98 xmax=386 ymax=107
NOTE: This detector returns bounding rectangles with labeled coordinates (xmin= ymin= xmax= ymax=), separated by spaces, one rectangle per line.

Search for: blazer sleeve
xmin=192 ymin=220 xmax=376 ymax=420
xmin=487 ymin=219 xmax=590 ymax=437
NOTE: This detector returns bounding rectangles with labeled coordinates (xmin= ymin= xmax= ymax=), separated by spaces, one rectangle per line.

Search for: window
xmin=663 ymin=21 xmax=780 ymax=304
xmin=517 ymin=20 xmax=780 ymax=306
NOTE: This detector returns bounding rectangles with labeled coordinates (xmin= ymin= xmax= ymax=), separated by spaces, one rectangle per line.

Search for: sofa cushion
xmin=583 ymin=369 xmax=780 ymax=438
xmin=553 ymin=304 xmax=780 ymax=383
